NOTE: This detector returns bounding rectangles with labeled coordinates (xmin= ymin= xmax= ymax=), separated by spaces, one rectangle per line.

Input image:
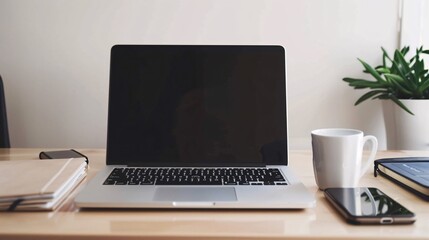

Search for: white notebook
xmin=0 ymin=158 xmax=87 ymax=211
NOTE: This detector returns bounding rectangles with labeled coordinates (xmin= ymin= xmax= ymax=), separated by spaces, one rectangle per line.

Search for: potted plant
xmin=343 ymin=46 xmax=429 ymax=150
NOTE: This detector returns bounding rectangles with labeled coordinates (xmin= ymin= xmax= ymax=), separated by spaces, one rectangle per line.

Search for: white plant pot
xmin=382 ymin=99 xmax=429 ymax=150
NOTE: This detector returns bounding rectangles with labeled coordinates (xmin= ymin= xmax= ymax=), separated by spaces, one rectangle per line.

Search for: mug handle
xmin=360 ymin=135 xmax=378 ymax=178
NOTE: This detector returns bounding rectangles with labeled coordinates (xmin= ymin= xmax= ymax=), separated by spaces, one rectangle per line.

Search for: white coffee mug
xmin=311 ymin=128 xmax=378 ymax=190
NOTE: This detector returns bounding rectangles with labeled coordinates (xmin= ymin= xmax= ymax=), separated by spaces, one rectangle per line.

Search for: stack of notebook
xmin=0 ymin=158 xmax=87 ymax=211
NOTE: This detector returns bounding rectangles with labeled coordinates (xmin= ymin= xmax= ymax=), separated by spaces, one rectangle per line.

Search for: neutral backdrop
xmin=0 ymin=0 xmax=400 ymax=149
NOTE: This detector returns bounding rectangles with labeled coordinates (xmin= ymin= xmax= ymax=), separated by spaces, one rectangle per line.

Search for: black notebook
xmin=374 ymin=157 xmax=429 ymax=201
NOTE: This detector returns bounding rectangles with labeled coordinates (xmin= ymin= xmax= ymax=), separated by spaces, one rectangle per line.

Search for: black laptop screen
xmin=106 ymin=45 xmax=288 ymax=166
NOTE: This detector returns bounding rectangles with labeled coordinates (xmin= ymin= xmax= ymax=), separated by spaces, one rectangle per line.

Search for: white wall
xmin=400 ymin=0 xmax=429 ymax=67
xmin=0 ymin=0 xmax=400 ymax=149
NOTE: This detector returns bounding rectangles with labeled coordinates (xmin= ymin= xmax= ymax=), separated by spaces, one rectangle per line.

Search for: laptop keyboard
xmin=103 ymin=167 xmax=288 ymax=186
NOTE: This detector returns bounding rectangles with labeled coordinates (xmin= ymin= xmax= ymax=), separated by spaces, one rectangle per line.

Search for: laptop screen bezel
xmin=105 ymin=44 xmax=289 ymax=167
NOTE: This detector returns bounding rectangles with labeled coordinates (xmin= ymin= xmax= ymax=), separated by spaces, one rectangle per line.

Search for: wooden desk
xmin=0 ymin=149 xmax=428 ymax=240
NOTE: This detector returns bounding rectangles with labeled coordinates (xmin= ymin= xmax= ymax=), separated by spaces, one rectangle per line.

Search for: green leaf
xmin=384 ymin=73 xmax=404 ymax=82
xmin=423 ymin=74 xmax=429 ymax=83
xmin=418 ymin=78 xmax=429 ymax=93
xmin=374 ymin=93 xmax=390 ymax=100
xmin=390 ymin=95 xmax=414 ymax=115
xmin=400 ymin=46 xmax=410 ymax=56
xmin=383 ymin=73 xmax=413 ymax=90
xmin=354 ymin=90 xmax=386 ymax=105
xmin=386 ymin=76 xmax=413 ymax=95
xmin=381 ymin=47 xmax=392 ymax=68
xmin=375 ymin=67 xmax=390 ymax=74
xmin=410 ymin=47 xmax=421 ymax=63
xmin=394 ymin=50 xmax=411 ymax=74
xmin=343 ymin=78 xmax=385 ymax=89
xmin=391 ymin=59 xmax=407 ymax=77
xmin=412 ymin=59 xmax=424 ymax=81
xmin=391 ymin=60 xmax=417 ymax=91
xmin=358 ymin=59 xmax=386 ymax=83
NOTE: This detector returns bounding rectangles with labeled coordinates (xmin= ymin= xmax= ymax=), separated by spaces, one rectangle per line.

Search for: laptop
xmin=75 ymin=45 xmax=315 ymax=209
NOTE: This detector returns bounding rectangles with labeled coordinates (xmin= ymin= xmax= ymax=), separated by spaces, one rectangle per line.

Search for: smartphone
xmin=324 ymin=187 xmax=415 ymax=224
xmin=39 ymin=149 xmax=88 ymax=164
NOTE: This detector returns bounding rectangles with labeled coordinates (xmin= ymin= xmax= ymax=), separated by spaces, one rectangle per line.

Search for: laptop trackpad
xmin=153 ymin=187 xmax=237 ymax=202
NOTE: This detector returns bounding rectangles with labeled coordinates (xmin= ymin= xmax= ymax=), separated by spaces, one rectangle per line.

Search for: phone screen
xmin=324 ymin=187 xmax=415 ymax=223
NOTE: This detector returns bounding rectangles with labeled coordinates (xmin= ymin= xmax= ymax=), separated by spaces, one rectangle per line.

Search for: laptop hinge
xmin=127 ymin=162 xmax=266 ymax=167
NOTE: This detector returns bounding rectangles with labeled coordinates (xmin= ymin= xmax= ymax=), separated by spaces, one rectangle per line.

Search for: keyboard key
xmin=263 ymin=181 xmax=275 ymax=185
xmin=103 ymin=179 xmax=116 ymax=185
xmin=250 ymin=182 xmax=263 ymax=185
xmin=115 ymin=181 xmax=128 ymax=185
xmin=141 ymin=180 xmax=154 ymax=185
xmin=224 ymin=181 xmax=237 ymax=185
